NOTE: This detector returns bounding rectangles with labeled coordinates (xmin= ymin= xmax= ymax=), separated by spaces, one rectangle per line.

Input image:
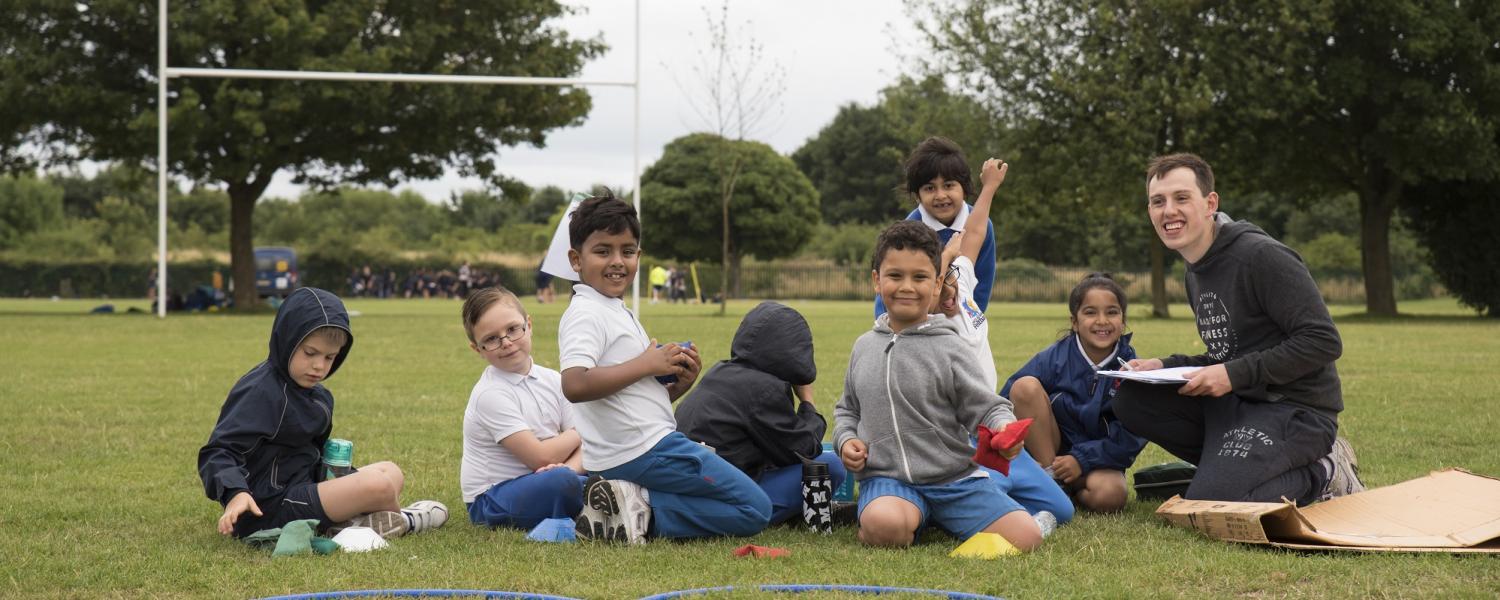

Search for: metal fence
xmin=673 ymin=263 xmax=1388 ymax=305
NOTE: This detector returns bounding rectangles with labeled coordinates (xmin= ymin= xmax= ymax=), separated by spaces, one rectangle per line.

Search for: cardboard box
xmin=1155 ymin=468 xmax=1500 ymax=553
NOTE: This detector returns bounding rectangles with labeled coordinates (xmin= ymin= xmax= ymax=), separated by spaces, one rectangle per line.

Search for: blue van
xmin=254 ymin=247 xmax=299 ymax=297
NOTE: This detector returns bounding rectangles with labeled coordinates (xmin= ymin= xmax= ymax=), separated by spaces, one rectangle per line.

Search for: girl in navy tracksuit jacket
xmin=1002 ymin=274 xmax=1146 ymax=513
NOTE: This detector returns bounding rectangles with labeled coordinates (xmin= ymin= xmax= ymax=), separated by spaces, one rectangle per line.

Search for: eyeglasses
xmin=477 ymin=322 xmax=529 ymax=352
xmin=943 ymin=262 xmax=960 ymax=287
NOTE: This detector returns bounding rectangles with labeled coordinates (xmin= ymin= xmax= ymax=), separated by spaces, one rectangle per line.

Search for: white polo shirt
xmin=460 ymin=362 xmax=575 ymax=503
xmin=918 ymin=202 xmax=971 ymax=233
xmin=558 ymin=284 xmax=676 ymax=471
xmin=943 ymin=256 xmax=996 ymax=392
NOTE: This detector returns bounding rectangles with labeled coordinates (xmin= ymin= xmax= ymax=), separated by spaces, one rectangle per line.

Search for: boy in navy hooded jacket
xmin=198 ymin=287 xmax=447 ymax=539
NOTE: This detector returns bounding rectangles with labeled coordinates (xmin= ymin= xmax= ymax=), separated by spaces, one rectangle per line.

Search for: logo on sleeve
xmin=1195 ymin=292 xmax=1236 ymax=361
xmin=962 ymin=297 xmax=985 ymax=330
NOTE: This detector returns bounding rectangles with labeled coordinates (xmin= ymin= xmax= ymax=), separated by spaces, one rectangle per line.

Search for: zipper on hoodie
xmin=883 ymin=332 xmax=914 ymax=481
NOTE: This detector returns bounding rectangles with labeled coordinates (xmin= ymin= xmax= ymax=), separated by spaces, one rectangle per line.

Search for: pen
xmin=1117 ymin=357 xmax=1134 ymax=372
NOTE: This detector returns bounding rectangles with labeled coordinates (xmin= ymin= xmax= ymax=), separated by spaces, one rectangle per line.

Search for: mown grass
xmin=1 ymin=296 xmax=1496 ymax=599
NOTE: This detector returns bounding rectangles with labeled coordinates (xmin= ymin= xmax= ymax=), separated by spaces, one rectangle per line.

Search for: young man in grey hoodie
xmin=834 ymin=220 xmax=1043 ymax=551
xmin=1116 ymin=153 xmax=1364 ymax=506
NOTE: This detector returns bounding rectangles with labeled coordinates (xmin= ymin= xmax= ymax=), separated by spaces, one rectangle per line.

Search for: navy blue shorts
xmin=232 ymin=482 xmax=330 ymax=538
xmin=857 ymin=473 xmax=1024 ymax=540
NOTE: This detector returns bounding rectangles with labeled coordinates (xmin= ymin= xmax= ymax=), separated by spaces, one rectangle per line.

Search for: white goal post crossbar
xmin=156 ymin=0 xmax=643 ymax=316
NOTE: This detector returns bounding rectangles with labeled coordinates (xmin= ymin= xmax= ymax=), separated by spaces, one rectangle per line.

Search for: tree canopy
xmin=1 ymin=0 xmax=604 ymax=307
xmin=641 ymin=133 xmax=819 ymax=293
xmin=912 ymin=0 xmax=1500 ymax=316
xmin=792 ymin=75 xmax=1002 ymax=227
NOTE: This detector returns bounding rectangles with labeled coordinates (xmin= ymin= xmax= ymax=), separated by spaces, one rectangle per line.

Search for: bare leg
xmin=1075 ymin=469 xmax=1129 ymax=513
xmin=857 ymin=497 xmax=923 ymax=547
xmin=317 ymin=461 xmax=404 ymax=522
xmin=1009 ymin=377 xmax=1061 ymax=465
xmin=979 ymin=510 xmax=1043 ymax=552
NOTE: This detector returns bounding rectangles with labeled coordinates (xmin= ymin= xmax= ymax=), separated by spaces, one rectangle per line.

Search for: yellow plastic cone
xmin=948 ymin=532 xmax=1021 ymax=559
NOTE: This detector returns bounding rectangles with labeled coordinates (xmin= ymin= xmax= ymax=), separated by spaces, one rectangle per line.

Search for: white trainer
xmin=609 ymin=479 xmax=652 ymax=545
xmin=1320 ymin=435 xmax=1366 ymax=502
xmin=401 ymin=500 xmax=448 ymax=534
xmin=332 ymin=510 xmax=408 ymax=539
xmin=575 ymin=475 xmax=624 ymax=542
xmin=1033 ymin=510 xmax=1057 ymax=538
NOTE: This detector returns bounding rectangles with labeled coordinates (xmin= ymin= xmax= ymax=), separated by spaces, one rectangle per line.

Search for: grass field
xmin=2 ymin=296 xmax=1497 ymax=599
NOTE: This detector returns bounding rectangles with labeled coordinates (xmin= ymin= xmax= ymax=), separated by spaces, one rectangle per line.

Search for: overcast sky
xmin=262 ymin=0 xmax=923 ymax=200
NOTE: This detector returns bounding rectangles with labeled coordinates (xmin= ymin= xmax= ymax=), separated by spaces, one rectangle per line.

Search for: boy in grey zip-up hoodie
xmin=834 ymin=221 xmax=1043 ymax=551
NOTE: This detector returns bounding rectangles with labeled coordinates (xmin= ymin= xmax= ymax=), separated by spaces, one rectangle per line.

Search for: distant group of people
xmin=347 ymin=262 xmax=519 ymax=300
xmin=200 ymin=136 xmax=1363 ymax=559
xmin=648 ymin=264 xmax=691 ymax=304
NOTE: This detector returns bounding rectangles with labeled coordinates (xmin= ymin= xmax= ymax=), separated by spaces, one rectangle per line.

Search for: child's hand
xmin=535 ymin=463 xmax=569 ymax=473
xmin=941 ymin=232 xmax=964 ymax=264
xmin=218 ymin=491 xmax=262 ymax=536
xmin=666 ymin=343 xmax=702 ymax=394
xmin=642 ymin=339 xmax=685 ymax=377
xmin=980 ymin=158 xmax=1008 ymax=190
xmin=1050 ymin=455 xmax=1082 ymax=485
xmin=1000 ymin=439 xmax=1024 ymax=461
xmin=1125 ymin=358 xmax=1163 ymax=371
xmin=840 ymin=439 xmax=867 ymax=472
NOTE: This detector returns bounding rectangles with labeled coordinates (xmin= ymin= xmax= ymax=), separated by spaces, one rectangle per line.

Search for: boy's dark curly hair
xmin=871 ymin=220 xmax=942 ymax=274
xmin=568 ymin=189 xmax=640 ymax=250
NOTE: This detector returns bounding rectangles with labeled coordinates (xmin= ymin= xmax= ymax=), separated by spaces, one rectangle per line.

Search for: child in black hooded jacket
xmin=198 ymin=287 xmax=447 ymax=539
xmin=675 ymin=301 xmax=847 ymax=525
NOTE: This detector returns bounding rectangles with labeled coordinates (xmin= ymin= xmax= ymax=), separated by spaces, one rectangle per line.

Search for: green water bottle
xmin=322 ymin=438 xmax=355 ymax=480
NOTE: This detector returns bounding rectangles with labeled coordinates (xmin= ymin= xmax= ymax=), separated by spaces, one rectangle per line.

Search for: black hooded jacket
xmin=197 ymin=288 xmax=354 ymax=533
xmin=676 ymin=301 xmax=823 ymax=479
xmin=1163 ymin=218 xmax=1343 ymax=414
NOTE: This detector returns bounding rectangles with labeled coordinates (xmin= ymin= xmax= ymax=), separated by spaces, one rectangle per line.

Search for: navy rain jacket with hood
xmin=197 ymin=287 xmax=353 ymax=535
xmin=1001 ymin=332 xmax=1146 ymax=474
xmin=676 ymin=301 xmax=823 ymax=479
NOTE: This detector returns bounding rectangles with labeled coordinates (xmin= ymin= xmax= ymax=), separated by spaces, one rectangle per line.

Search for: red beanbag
xmin=972 ymin=418 xmax=1033 ymax=476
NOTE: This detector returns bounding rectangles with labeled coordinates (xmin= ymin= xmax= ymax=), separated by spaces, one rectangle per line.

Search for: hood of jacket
xmin=871 ymin=312 xmax=963 ymax=338
xmin=268 ymin=287 xmax=354 ymax=384
xmin=1190 ymin=214 xmax=1270 ymax=272
xmin=730 ymin=301 xmax=815 ymax=386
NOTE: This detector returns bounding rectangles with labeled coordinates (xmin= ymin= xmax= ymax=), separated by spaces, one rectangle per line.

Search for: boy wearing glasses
xmin=459 ymin=286 xmax=586 ymax=529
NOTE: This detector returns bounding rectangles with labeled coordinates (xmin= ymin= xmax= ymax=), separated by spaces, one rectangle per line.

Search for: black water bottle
xmin=801 ymin=461 xmax=833 ymax=534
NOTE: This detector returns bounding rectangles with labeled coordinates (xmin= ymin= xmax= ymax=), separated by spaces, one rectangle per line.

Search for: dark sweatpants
xmin=1113 ymin=381 xmax=1335 ymax=506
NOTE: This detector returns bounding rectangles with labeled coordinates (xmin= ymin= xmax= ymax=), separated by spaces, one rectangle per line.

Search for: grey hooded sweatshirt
xmin=1163 ymin=217 xmax=1344 ymax=415
xmin=833 ymin=314 xmax=1014 ymax=485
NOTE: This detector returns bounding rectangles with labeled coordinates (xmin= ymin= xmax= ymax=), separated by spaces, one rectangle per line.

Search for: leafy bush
xmin=998 ymin=258 xmax=1055 ymax=283
xmin=804 ymin=223 xmax=882 ymax=267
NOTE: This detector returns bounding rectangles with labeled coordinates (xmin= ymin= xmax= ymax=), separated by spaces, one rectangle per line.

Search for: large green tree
xmin=1 ymin=1 xmax=603 ymax=307
xmin=792 ymin=75 xmax=1003 ymax=227
xmin=1230 ymin=0 xmax=1500 ymax=316
xmin=914 ymin=0 xmax=1500 ymax=316
xmin=641 ymin=133 xmax=819 ymax=296
xmin=913 ymin=0 xmax=1276 ymax=316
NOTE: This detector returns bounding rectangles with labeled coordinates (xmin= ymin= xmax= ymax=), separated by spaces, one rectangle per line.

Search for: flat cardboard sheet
xmin=1155 ymin=468 xmax=1500 ymax=553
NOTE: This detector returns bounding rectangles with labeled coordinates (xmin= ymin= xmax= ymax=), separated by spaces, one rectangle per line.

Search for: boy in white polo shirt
xmin=558 ymin=191 xmax=771 ymax=544
xmin=459 ymin=286 xmax=586 ymax=530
